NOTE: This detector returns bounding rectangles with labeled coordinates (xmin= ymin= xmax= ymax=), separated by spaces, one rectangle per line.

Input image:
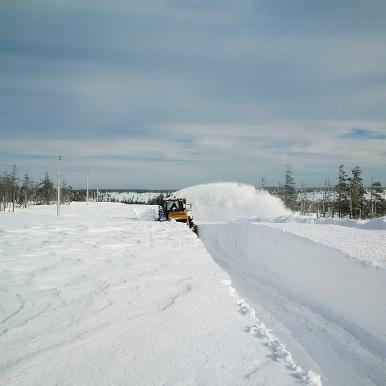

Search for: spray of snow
xmin=175 ymin=182 xmax=291 ymax=223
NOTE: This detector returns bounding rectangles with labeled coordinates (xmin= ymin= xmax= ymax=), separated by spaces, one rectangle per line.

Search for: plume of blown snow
xmin=175 ymin=182 xmax=291 ymax=223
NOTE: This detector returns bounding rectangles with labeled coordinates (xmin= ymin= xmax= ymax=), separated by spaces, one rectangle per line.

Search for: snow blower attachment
xmin=158 ymin=197 xmax=197 ymax=233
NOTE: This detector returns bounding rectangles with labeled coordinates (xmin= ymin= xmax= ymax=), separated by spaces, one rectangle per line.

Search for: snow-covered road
xmin=0 ymin=203 xmax=302 ymax=386
xmin=199 ymin=222 xmax=386 ymax=386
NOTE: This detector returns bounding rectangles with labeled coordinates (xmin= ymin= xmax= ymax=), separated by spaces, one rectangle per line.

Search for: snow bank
xmin=176 ymin=182 xmax=291 ymax=223
xmin=270 ymin=215 xmax=386 ymax=231
xmin=200 ymin=223 xmax=386 ymax=386
xmin=361 ymin=216 xmax=386 ymax=230
xmin=264 ymin=221 xmax=386 ymax=269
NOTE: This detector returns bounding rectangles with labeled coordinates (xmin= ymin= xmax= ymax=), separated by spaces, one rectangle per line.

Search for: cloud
xmin=1 ymin=0 xmax=386 ymax=187
xmin=341 ymin=128 xmax=386 ymax=140
xmin=1 ymin=118 xmax=385 ymax=187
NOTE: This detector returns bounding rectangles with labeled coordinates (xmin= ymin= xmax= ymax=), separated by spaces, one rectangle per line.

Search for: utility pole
xmin=96 ymin=187 xmax=99 ymax=204
xmin=370 ymin=177 xmax=374 ymax=218
xmin=322 ymin=179 xmax=326 ymax=217
xmin=57 ymin=155 xmax=61 ymax=216
xmin=86 ymin=173 xmax=89 ymax=205
xmin=261 ymin=176 xmax=265 ymax=190
xmin=327 ymin=179 xmax=330 ymax=217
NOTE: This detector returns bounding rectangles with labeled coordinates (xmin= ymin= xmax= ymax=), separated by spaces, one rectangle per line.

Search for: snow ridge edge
xmin=221 ymin=279 xmax=322 ymax=386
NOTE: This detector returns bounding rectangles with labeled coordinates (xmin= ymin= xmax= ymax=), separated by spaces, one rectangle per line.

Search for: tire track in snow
xmin=160 ymin=283 xmax=192 ymax=312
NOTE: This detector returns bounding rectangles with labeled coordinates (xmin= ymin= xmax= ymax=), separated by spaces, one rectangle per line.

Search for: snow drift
xmin=270 ymin=214 xmax=386 ymax=231
xmin=200 ymin=223 xmax=386 ymax=386
xmin=176 ymin=182 xmax=291 ymax=223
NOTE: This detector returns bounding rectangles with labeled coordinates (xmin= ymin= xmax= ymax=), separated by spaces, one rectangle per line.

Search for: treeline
xmin=0 ymin=165 xmax=72 ymax=212
xmin=274 ymin=164 xmax=386 ymax=219
xmin=3 ymin=163 xmax=385 ymax=219
xmin=69 ymin=191 xmax=168 ymax=205
xmin=98 ymin=192 xmax=167 ymax=205
xmin=118 ymin=195 xmax=164 ymax=205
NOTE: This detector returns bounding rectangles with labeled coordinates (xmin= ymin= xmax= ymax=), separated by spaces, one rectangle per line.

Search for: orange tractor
xmin=158 ymin=197 xmax=196 ymax=233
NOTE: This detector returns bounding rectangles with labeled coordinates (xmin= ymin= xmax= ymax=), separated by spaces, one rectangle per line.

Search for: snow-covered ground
xmin=0 ymin=202 xmax=304 ymax=386
xmin=185 ymin=183 xmax=386 ymax=386
xmin=262 ymin=220 xmax=386 ymax=269
xmin=2 ymin=182 xmax=385 ymax=386
xmin=200 ymin=223 xmax=386 ymax=386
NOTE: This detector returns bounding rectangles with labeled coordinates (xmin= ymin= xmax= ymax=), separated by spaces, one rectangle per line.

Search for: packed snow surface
xmin=176 ymin=182 xmax=291 ymax=222
xmin=0 ymin=203 xmax=302 ymax=386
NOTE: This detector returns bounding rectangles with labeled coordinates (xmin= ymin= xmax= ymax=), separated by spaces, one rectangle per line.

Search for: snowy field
xmin=0 ymin=202 xmax=307 ymax=386
xmin=1 ymin=183 xmax=385 ymax=386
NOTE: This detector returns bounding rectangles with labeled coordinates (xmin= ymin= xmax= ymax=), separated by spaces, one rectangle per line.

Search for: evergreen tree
xmin=335 ymin=164 xmax=350 ymax=218
xmin=60 ymin=181 xmax=69 ymax=204
xmin=372 ymin=181 xmax=386 ymax=217
xmin=348 ymin=166 xmax=366 ymax=219
xmin=36 ymin=172 xmax=55 ymax=205
xmin=283 ymin=164 xmax=297 ymax=210
xmin=0 ymin=167 xmax=16 ymax=212
xmin=0 ymin=173 xmax=7 ymax=211
xmin=9 ymin=165 xmax=17 ymax=212
xmin=20 ymin=173 xmax=32 ymax=208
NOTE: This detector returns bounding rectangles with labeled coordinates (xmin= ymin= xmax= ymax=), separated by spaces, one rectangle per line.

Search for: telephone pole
xmin=370 ymin=177 xmax=374 ymax=217
xmin=57 ymin=155 xmax=61 ymax=216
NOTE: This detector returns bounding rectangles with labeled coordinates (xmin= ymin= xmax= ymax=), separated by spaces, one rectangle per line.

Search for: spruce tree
xmin=348 ymin=166 xmax=366 ymax=219
xmin=372 ymin=181 xmax=386 ymax=217
xmin=335 ymin=164 xmax=350 ymax=218
xmin=61 ymin=181 xmax=69 ymax=204
xmin=21 ymin=173 xmax=31 ymax=208
xmin=283 ymin=164 xmax=297 ymax=210
xmin=9 ymin=165 xmax=17 ymax=212
xmin=37 ymin=172 xmax=55 ymax=205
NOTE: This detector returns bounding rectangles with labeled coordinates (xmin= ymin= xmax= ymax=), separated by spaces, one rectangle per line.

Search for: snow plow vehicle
xmin=158 ymin=196 xmax=197 ymax=233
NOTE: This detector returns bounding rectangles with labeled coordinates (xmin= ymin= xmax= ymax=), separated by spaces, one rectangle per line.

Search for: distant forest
xmin=271 ymin=164 xmax=386 ymax=219
xmin=1 ymin=164 xmax=385 ymax=219
xmin=0 ymin=165 xmax=72 ymax=211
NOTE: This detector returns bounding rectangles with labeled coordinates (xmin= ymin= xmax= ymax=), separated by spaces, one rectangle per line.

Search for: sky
xmin=1 ymin=0 xmax=385 ymax=189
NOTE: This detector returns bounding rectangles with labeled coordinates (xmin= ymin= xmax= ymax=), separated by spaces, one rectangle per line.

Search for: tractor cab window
xmin=166 ymin=200 xmax=183 ymax=212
